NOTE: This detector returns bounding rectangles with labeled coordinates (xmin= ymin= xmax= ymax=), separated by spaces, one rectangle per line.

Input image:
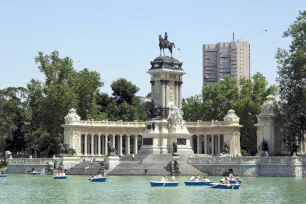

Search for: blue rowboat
xmin=210 ymin=183 xmax=240 ymax=189
xmin=30 ymin=172 xmax=41 ymax=175
xmin=184 ymin=181 xmax=213 ymax=186
xmin=0 ymin=174 xmax=7 ymax=178
xmin=229 ymin=180 xmax=242 ymax=184
xmin=88 ymin=177 xmax=107 ymax=182
xmin=150 ymin=181 xmax=179 ymax=187
xmin=53 ymin=176 xmax=67 ymax=180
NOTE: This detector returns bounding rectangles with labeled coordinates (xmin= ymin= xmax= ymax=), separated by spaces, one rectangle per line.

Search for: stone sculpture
xmin=107 ymin=141 xmax=117 ymax=156
xmin=159 ymin=32 xmax=176 ymax=57
xmin=172 ymin=141 xmax=178 ymax=156
xmin=167 ymin=105 xmax=184 ymax=128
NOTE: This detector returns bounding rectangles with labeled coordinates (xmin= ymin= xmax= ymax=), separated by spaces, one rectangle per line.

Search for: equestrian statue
xmin=159 ymin=32 xmax=176 ymax=57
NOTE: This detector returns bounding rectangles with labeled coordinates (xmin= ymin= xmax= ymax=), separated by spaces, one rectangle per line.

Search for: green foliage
xmin=111 ymin=78 xmax=139 ymax=104
xmin=276 ymin=10 xmax=306 ymax=154
xmin=182 ymin=73 xmax=276 ymax=155
xmin=107 ymin=101 xmax=137 ymax=121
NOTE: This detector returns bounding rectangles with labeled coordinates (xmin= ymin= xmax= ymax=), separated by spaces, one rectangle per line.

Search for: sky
xmin=0 ymin=0 xmax=305 ymax=98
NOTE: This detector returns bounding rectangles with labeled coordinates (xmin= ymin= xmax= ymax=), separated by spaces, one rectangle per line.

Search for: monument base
xmin=105 ymin=156 xmax=120 ymax=172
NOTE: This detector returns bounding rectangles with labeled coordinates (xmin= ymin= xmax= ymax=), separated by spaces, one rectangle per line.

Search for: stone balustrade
xmin=68 ymin=120 xmax=146 ymax=127
xmin=7 ymin=158 xmax=54 ymax=165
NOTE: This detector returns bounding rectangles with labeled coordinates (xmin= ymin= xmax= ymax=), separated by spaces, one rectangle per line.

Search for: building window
xmin=143 ymin=138 xmax=153 ymax=145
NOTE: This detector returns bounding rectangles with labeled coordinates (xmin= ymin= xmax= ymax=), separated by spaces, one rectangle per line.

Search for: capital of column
xmin=160 ymin=80 xmax=166 ymax=84
xmin=175 ymin=81 xmax=183 ymax=86
xmin=150 ymin=80 xmax=155 ymax=85
xmin=164 ymin=80 xmax=170 ymax=85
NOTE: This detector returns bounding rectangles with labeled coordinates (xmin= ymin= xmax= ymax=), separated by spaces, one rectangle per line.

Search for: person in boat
xmin=228 ymin=174 xmax=235 ymax=181
xmin=195 ymin=176 xmax=200 ymax=182
xmin=223 ymin=178 xmax=230 ymax=185
xmin=220 ymin=177 xmax=226 ymax=183
xmin=171 ymin=176 xmax=176 ymax=182
xmin=161 ymin=175 xmax=167 ymax=182
xmin=190 ymin=174 xmax=196 ymax=181
xmin=202 ymin=177 xmax=210 ymax=182
xmin=62 ymin=172 xmax=65 ymax=176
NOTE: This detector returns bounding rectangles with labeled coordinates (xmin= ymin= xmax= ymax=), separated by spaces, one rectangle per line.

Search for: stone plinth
xmin=105 ymin=156 xmax=120 ymax=172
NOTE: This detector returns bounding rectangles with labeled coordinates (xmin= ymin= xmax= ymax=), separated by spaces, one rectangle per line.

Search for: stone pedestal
xmin=105 ymin=156 xmax=120 ymax=172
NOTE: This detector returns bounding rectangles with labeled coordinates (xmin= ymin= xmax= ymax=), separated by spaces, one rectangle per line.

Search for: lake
xmin=0 ymin=175 xmax=305 ymax=204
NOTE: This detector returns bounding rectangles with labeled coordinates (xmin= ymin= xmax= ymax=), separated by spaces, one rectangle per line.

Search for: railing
xmin=185 ymin=121 xmax=228 ymax=127
xmin=188 ymin=155 xmax=306 ymax=165
xmin=7 ymin=158 xmax=55 ymax=165
xmin=69 ymin=120 xmax=146 ymax=126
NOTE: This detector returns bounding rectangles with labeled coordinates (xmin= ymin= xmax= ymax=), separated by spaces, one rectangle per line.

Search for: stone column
xmin=125 ymin=135 xmax=130 ymax=155
xmin=178 ymin=81 xmax=183 ymax=107
xmin=112 ymin=134 xmax=116 ymax=148
xmin=197 ymin=135 xmax=202 ymax=154
xmin=150 ymin=80 xmax=155 ymax=101
xmin=190 ymin=136 xmax=194 ymax=151
xmin=211 ymin=136 xmax=215 ymax=155
xmin=104 ymin=135 xmax=108 ymax=155
xmin=119 ymin=135 xmax=123 ymax=156
xmin=165 ymin=80 xmax=169 ymax=108
xmin=204 ymin=136 xmax=207 ymax=154
xmin=218 ymin=135 xmax=221 ymax=155
xmin=84 ymin=134 xmax=88 ymax=155
xmin=102 ymin=135 xmax=105 ymax=155
xmin=98 ymin=135 xmax=101 ymax=155
xmin=175 ymin=81 xmax=179 ymax=107
xmin=160 ymin=80 xmax=165 ymax=118
xmin=91 ymin=134 xmax=94 ymax=155
xmin=133 ymin=135 xmax=138 ymax=154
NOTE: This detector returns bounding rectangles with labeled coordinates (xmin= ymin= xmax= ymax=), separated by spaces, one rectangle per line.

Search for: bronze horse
xmin=159 ymin=35 xmax=175 ymax=57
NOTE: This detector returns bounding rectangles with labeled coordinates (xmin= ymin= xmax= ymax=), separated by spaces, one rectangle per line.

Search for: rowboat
xmin=210 ymin=183 xmax=240 ymax=189
xmin=88 ymin=177 xmax=107 ymax=182
xmin=0 ymin=174 xmax=7 ymax=178
xmin=53 ymin=175 xmax=67 ymax=180
xmin=30 ymin=171 xmax=41 ymax=175
xmin=150 ymin=181 xmax=179 ymax=187
xmin=184 ymin=181 xmax=213 ymax=186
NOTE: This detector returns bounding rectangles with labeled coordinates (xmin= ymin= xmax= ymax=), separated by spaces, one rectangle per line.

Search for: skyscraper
xmin=203 ymin=41 xmax=250 ymax=87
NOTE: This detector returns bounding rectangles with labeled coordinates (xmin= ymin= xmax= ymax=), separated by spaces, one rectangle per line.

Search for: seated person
xmin=223 ymin=178 xmax=230 ymax=185
xmin=228 ymin=174 xmax=235 ymax=180
xmin=202 ymin=177 xmax=210 ymax=182
xmin=62 ymin=172 xmax=65 ymax=176
xmin=190 ymin=174 xmax=196 ymax=181
xmin=171 ymin=176 xmax=176 ymax=182
xmin=161 ymin=175 xmax=166 ymax=182
xmin=195 ymin=176 xmax=200 ymax=181
xmin=220 ymin=177 xmax=225 ymax=183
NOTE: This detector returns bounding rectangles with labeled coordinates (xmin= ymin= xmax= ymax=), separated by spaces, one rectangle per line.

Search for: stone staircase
xmin=66 ymin=161 xmax=104 ymax=175
xmin=109 ymin=154 xmax=204 ymax=176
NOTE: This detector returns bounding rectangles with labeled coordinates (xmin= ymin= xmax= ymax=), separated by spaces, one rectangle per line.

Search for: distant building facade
xmin=203 ymin=41 xmax=250 ymax=87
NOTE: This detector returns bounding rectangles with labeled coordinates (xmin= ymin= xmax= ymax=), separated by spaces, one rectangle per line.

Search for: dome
xmin=150 ymin=56 xmax=183 ymax=70
xmin=260 ymin=95 xmax=279 ymax=115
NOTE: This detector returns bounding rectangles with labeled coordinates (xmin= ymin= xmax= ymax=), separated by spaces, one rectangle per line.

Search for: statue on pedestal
xmin=223 ymin=143 xmax=229 ymax=154
xmin=159 ymin=32 xmax=176 ymax=57
xmin=107 ymin=141 xmax=117 ymax=156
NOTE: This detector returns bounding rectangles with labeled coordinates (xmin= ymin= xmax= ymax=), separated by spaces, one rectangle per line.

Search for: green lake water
xmin=1 ymin=175 xmax=306 ymax=204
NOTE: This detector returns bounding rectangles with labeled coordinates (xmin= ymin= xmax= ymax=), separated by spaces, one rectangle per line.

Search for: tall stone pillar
xmin=150 ymin=80 xmax=155 ymax=101
xmin=211 ymin=136 xmax=215 ymax=155
xmin=91 ymin=134 xmax=94 ymax=155
xmin=165 ymin=80 xmax=169 ymax=108
xmin=175 ymin=81 xmax=179 ymax=107
xmin=84 ymin=134 xmax=88 ymax=155
xmin=98 ymin=135 xmax=101 ymax=155
xmin=204 ymin=136 xmax=207 ymax=154
xmin=112 ymin=134 xmax=116 ymax=148
xmin=178 ymin=81 xmax=183 ymax=107
xmin=160 ymin=80 xmax=165 ymax=118
xmin=197 ymin=135 xmax=202 ymax=154
xmin=119 ymin=135 xmax=123 ymax=156
xmin=104 ymin=135 xmax=108 ymax=155
xmin=133 ymin=135 xmax=138 ymax=154
xmin=218 ymin=135 xmax=221 ymax=155
xmin=126 ymin=135 xmax=130 ymax=155
xmin=102 ymin=135 xmax=105 ymax=155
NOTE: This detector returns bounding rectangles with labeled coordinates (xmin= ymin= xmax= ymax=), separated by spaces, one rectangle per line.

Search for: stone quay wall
xmin=188 ymin=156 xmax=306 ymax=177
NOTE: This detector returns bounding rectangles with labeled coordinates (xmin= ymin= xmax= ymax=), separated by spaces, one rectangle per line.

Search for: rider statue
xmin=164 ymin=32 xmax=169 ymax=45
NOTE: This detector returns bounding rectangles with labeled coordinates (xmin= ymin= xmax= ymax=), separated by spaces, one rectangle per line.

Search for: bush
xmin=241 ymin=149 xmax=248 ymax=156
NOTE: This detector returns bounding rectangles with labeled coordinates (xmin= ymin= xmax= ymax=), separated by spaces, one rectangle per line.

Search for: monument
xmin=139 ymin=33 xmax=194 ymax=156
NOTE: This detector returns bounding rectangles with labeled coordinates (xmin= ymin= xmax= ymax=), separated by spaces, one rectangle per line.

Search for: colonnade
xmin=80 ymin=134 xmax=139 ymax=156
xmin=193 ymin=135 xmax=224 ymax=155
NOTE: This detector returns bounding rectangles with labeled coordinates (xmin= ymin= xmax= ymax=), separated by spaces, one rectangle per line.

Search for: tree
xmin=276 ymin=10 xmax=306 ymax=154
xmin=111 ymin=78 xmax=139 ymax=104
xmin=106 ymin=101 xmax=137 ymax=121
xmin=182 ymin=95 xmax=203 ymax=121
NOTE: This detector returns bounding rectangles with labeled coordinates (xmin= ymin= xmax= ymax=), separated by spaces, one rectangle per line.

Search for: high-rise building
xmin=203 ymin=41 xmax=250 ymax=87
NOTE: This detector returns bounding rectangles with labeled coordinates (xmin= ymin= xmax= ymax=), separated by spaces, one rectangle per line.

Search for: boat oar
xmin=210 ymin=183 xmax=220 ymax=188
